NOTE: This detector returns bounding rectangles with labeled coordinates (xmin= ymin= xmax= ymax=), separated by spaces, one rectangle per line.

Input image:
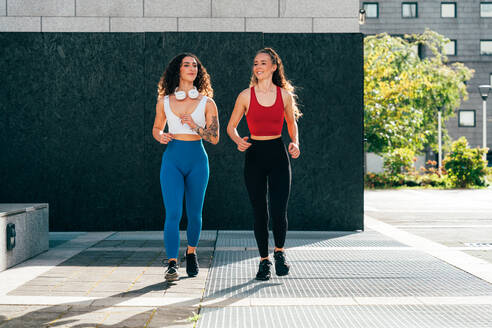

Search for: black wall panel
xmin=0 ymin=32 xmax=363 ymax=231
xmin=264 ymin=33 xmax=364 ymax=230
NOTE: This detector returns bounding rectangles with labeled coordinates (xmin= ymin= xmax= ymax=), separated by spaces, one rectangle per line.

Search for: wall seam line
xmin=5 ymin=0 xmax=7 ymax=16
xmin=210 ymin=0 xmax=212 ymax=17
xmin=40 ymin=16 xmax=42 ymax=32
xmin=74 ymin=0 xmax=76 ymax=16
xmin=312 ymin=17 xmax=314 ymax=33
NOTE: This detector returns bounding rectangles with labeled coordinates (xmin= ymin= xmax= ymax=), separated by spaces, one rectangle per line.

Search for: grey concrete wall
xmin=0 ymin=0 xmax=360 ymax=32
xmin=360 ymin=0 xmax=492 ymax=150
xmin=365 ymin=153 xmax=426 ymax=173
xmin=0 ymin=204 xmax=49 ymax=271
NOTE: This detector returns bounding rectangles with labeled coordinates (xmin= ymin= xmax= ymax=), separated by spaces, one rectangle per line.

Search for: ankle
xmin=187 ymin=246 xmax=196 ymax=255
xmin=260 ymin=256 xmax=269 ymax=261
xmin=274 ymin=248 xmax=284 ymax=253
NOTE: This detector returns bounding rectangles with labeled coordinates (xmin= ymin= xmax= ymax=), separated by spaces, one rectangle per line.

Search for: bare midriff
xmin=250 ymin=134 xmax=281 ymax=140
xmin=173 ymin=134 xmax=202 ymax=141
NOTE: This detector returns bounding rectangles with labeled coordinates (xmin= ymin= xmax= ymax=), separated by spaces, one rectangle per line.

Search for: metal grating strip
xmin=204 ymin=250 xmax=492 ymax=298
xmin=106 ymin=230 xmax=217 ymax=241
xmin=197 ymin=305 xmax=492 ymax=328
xmin=216 ymin=230 xmax=408 ymax=248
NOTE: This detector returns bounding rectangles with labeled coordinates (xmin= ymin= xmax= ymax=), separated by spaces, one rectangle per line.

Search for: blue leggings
xmin=160 ymin=139 xmax=209 ymax=260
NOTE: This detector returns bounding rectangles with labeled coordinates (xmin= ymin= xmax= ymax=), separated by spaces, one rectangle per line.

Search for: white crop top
xmin=163 ymin=95 xmax=207 ymax=135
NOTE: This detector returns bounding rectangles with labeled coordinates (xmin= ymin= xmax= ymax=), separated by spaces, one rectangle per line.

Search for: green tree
xmin=364 ymin=29 xmax=474 ymax=155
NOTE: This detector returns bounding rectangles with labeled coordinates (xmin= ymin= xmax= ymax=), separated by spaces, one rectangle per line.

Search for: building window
xmin=480 ymin=40 xmax=492 ymax=55
xmin=402 ymin=2 xmax=418 ymax=18
xmin=444 ymin=40 xmax=457 ymax=55
xmin=458 ymin=110 xmax=476 ymax=127
xmin=441 ymin=2 xmax=456 ymax=17
xmin=480 ymin=2 xmax=492 ymax=17
xmin=363 ymin=2 xmax=379 ymax=18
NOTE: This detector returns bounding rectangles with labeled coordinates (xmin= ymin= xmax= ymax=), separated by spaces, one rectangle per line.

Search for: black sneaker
xmin=185 ymin=250 xmax=199 ymax=277
xmin=274 ymin=251 xmax=290 ymax=276
xmin=165 ymin=260 xmax=179 ymax=282
xmin=255 ymin=259 xmax=272 ymax=281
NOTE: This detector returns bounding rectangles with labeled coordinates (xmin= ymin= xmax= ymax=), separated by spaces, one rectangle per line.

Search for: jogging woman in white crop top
xmin=152 ymin=53 xmax=219 ymax=282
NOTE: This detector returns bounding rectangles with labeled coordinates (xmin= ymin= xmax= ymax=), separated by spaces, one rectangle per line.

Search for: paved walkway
xmin=1 ymin=190 xmax=492 ymax=327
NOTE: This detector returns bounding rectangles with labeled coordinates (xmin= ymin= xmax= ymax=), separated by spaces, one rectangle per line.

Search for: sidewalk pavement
xmin=1 ymin=190 xmax=492 ymax=327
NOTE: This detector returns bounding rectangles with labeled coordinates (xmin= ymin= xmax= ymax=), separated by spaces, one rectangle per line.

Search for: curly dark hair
xmin=157 ymin=53 xmax=213 ymax=99
xmin=250 ymin=48 xmax=302 ymax=120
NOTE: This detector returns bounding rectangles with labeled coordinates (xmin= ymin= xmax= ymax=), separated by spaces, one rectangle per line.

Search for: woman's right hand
xmin=236 ymin=136 xmax=252 ymax=152
xmin=159 ymin=131 xmax=174 ymax=144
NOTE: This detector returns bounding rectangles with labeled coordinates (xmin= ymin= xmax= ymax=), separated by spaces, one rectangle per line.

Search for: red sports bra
xmin=246 ymin=86 xmax=285 ymax=136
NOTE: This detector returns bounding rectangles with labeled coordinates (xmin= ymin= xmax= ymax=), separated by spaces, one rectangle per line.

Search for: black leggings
xmin=244 ymin=137 xmax=291 ymax=258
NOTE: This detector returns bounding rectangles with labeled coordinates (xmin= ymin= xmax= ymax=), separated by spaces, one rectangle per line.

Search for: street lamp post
xmin=438 ymin=106 xmax=442 ymax=174
xmin=359 ymin=9 xmax=366 ymax=25
xmin=478 ymin=85 xmax=491 ymax=160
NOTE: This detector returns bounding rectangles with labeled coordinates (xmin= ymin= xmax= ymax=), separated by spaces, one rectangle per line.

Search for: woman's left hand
xmin=180 ymin=114 xmax=197 ymax=130
xmin=288 ymin=142 xmax=300 ymax=159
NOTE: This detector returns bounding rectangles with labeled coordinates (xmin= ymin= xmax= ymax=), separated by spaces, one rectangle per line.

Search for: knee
xmin=272 ymin=213 xmax=288 ymax=225
xmin=186 ymin=214 xmax=202 ymax=227
xmin=164 ymin=211 xmax=181 ymax=228
xmin=254 ymin=216 xmax=268 ymax=228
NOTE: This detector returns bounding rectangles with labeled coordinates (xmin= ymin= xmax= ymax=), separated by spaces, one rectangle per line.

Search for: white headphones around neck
xmin=174 ymin=86 xmax=199 ymax=100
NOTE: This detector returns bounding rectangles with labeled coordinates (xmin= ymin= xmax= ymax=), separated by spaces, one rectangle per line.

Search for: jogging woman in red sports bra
xmin=227 ymin=48 xmax=302 ymax=281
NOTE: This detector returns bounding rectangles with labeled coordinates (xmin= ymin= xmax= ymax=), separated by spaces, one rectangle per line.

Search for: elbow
xmin=287 ymin=122 xmax=297 ymax=132
xmin=226 ymin=123 xmax=236 ymax=138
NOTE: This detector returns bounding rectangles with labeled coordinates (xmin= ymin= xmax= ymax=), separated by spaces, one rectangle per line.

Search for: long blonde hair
xmin=250 ymin=48 xmax=302 ymax=120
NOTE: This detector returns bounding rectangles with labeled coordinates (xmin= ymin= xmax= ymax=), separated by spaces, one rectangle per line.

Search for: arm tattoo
xmin=194 ymin=115 xmax=219 ymax=143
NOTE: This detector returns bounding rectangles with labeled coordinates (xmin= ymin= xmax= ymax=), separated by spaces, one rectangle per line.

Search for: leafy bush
xmin=418 ymin=173 xmax=450 ymax=187
xmin=364 ymin=171 xmax=420 ymax=188
xmin=365 ymin=140 xmax=489 ymax=189
xmin=383 ymin=148 xmax=416 ymax=175
xmin=443 ymin=137 xmax=488 ymax=188
xmin=418 ymin=160 xmax=450 ymax=187
xmin=487 ymin=167 xmax=492 ymax=185
xmin=364 ymin=172 xmax=393 ymax=188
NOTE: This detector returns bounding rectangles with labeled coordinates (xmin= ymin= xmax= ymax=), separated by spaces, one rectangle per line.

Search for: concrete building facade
xmin=0 ymin=0 xmax=360 ymax=33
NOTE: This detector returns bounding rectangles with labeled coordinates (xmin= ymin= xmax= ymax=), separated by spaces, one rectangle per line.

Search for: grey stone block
xmin=212 ymin=0 xmax=277 ymax=18
xmin=145 ymin=0 xmax=210 ymax=18
xmin=0 ymin=204 xmax=49 ymax=271
xmin=179 ymin=17 xmax=244 ymax=31
xmin=8 ymin=0 xmax=74 ymax=16
xmin=1 ymin=0 xmax=5 ymax=16
xmin=76 ymin=0 xmax=143 ymax=17
xmin=246 ymin=18 xmax=312 ymax=33
xmin=0 ymin=17 xmax=40 ymax=31
xmin=280 ymin=0 xmax=358 ymax=18
xmin=42 ymin=17 xmax=109 ymax=32
xmin=110 ymin=17 xmax=176 ymax=31
xmin=313 ymin=18 xmax=360 ymax=33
